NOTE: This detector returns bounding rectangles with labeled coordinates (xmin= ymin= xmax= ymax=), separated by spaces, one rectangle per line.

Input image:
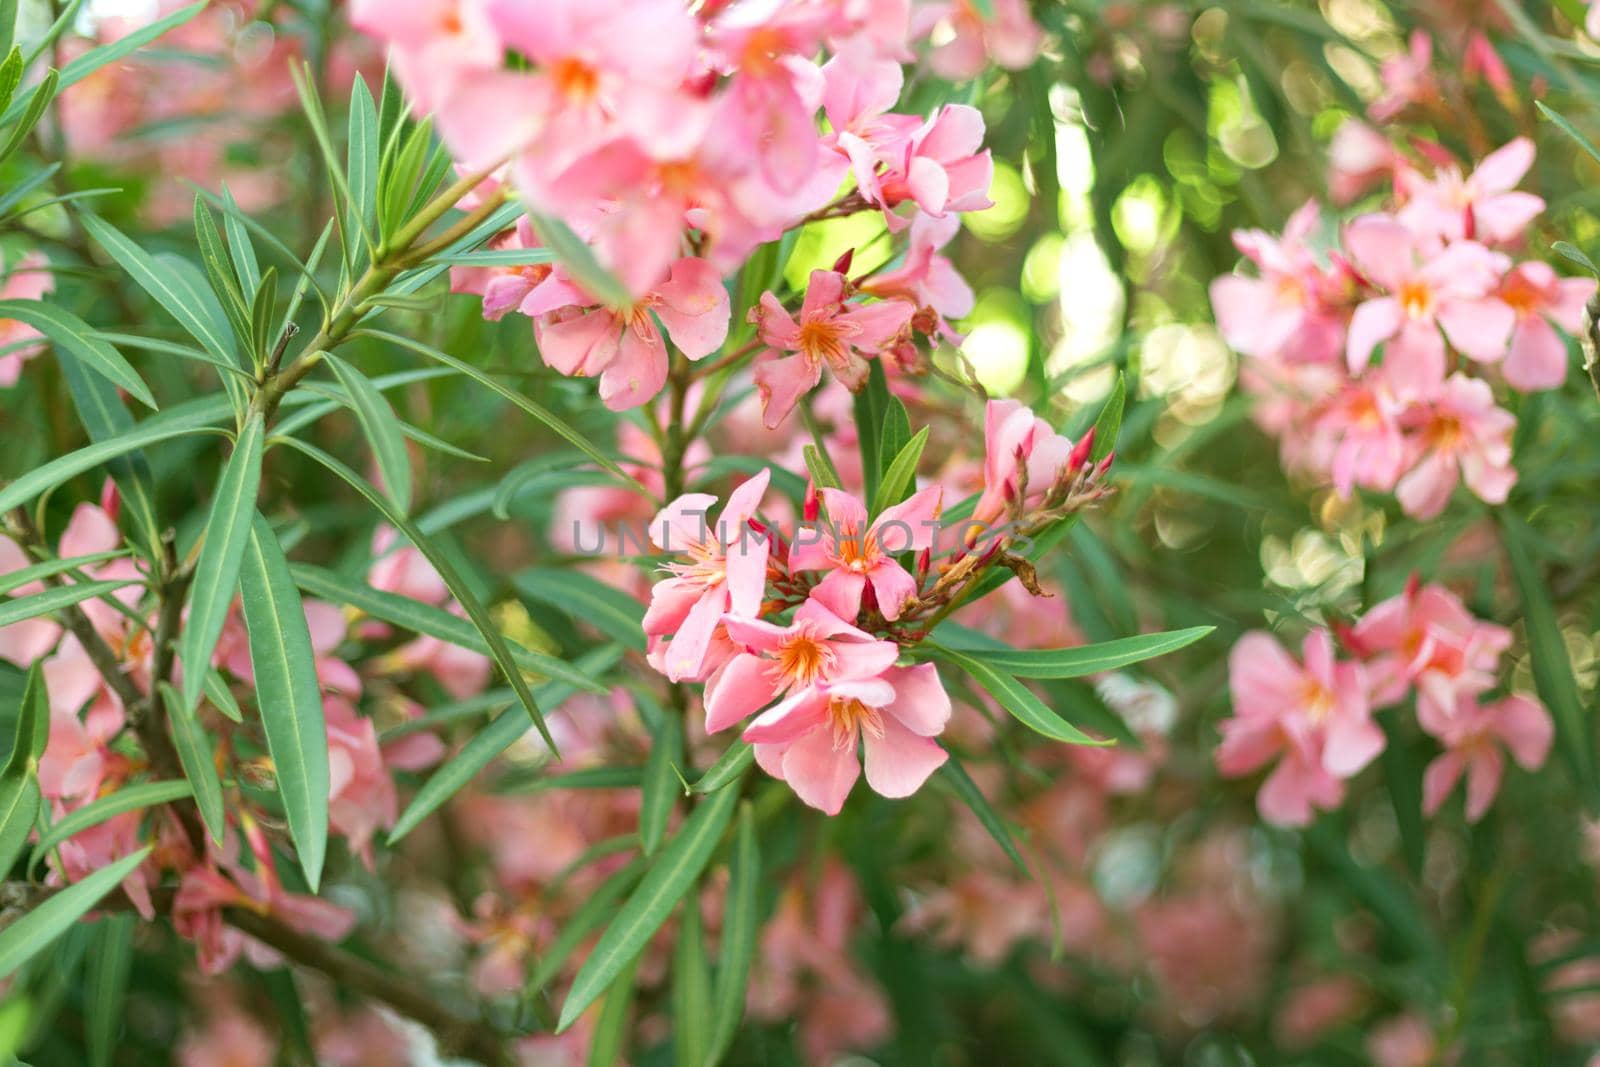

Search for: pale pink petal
xmin=704 ymin=652 xmax=779 ymax=733
xmin=862 ymin=714 xmax=946 ymax=798
xmin=1347 ymin=297 xmax=1403 ymax=374
xmin=883 ymin=663 xmax=950 ymax=737
xmin=1503 ymin=316 xmax=1568 ymax=391
xmin=654 ymin=258 xmax=730 ymax=361
xmin=779 ymin=726 xmax=860 ymax=815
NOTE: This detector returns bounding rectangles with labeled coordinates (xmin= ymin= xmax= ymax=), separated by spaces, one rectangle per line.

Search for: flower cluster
xmin=1212 ymin=134 xmax=1594 ymax=519
xmin=397 ymin=0 xmax=1008 ymax=415
xmin=641 ymin=397 xmax=1110 ymax=814
xmin=1217 ymin=578 xmax=1551 ymax=827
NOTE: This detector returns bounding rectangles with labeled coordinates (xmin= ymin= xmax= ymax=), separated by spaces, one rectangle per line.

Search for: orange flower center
xmin=798 ymin=318 xmax=854 ymax=369
xmin=1399 ymin=279 xmax=1433 ymax=319
xmin=827 ymin=696 xmax=885 ymax=750
xmin=552 ymin=57 xmax=600 ymax=102
xmin=775 ymin=632 xmax=834 ymax=688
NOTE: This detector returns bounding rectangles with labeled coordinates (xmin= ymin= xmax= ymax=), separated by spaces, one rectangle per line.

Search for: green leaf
xmin=178 ymin=414 xmax=264 ymax=712
xmin=1500 ymin=510 xmax=1595 ymax=798
xmin=1537 ymin=101 xmax=1600 ymax=169
xmin=0 ymin=67 xmax=54 ymax=167
xmin=938 ymin=758 xmax=1028 ymax=876
xmin=639 ymin=716 xmax=683 ymax=856
xmin=529 ymin=213 xmax=631 ymax=307
xmin=802 ymin=443 xmax=840 ymax=490
xmin=1553 ymin=240 xmax=1600 ymax=278
xmin=706 ymin=802 xmax=758 ymax=1066
xmin=220 ymin=182 xmax=261 ymax=295
xmin=5 ymin=3 xmax=201 ymax=122
xmin=672 ymin=891 xmax=712 ymax=1067
xmin=356 ymin=330 xmax=641 ymax=491
xmin=513 ymin=568 xmax=646 ymax=652
xmin=879 ymin=397 xmax=911 ymax=483
xmin=0 ymin=300 xmax=155 ymax=409
xmin=1090 ymin=372 xmax=1124 ymax=463
xmin=0 ymin=403 xmax=224 ymax=515
xmin=586 ymin=950 xmax=641 ymax=1067
xmin=160 ymin=682 xmax=224 ymax=845
xmin=202 ymin=668 xmax=243 ymax=724
xmin=0 ymin=552 xmax=127 ymax=598
xmin=0 ymin=773 xmax=39 ymax=876
xmin=82 ymin=212 xmax=240 ymax=365
xmin=387 ymin=647 xmax=619 ymax=842
xmin=248 ymin=267 xmax=278 ymax=367
xmin=238 ymin=514 xmax=329 ymax=890
xmin=347 ymin=75 xmax=380 ymax=248
xmin=325 ymin=353 xmax=411 ymax=512
xmin=0 ymin=847 xmax=151 ymax=979
xmin=11 ymin=658 xmax=48 ymax=770
xmin=936 ymin=626 xmax=1213 ymax=679
xmin=193 ymin=195 xmax=251 ymax=348
xmin=28 ymin=780 xmax=191 ymax=866
xmin=0 ymin=8 xmax=17 ymax=62
xmin=57 ymin=347 xmax=160 ymax=550
xmin=691 ymin=740 xmax=753 ymax=794
xmin=854 ymin=361 xmax=889 ymax=503
xmin=290 ymin=563 xmax=601 ymax=693
xmin=433 ymin=247 xmax=555 ymax=268
xmin=524 ymin=858 xmax=645 ymax=996
xmin=84 ymin=915 xmax=134 ymax=1067
xmin=0 ymin=579 xmax=138 ymax=630
xmin=924 ymin=645 xmax=1112 ymax=746
xmin=282 ymin=441 xmax=566 ymax=756
xmin=873 ymin=425 xmax=929 ymax=516
xmin=559 ymin=783 xmax=742 ymax=1031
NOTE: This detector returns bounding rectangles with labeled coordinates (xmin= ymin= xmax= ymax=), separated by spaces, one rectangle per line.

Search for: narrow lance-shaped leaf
xmin=514 ymin=568 xmax=646 ymax=651
xmin=220 ymin=182 xmax=261 ymax=295
xmin=178 ymin=413 xmax=264 ymax=712
xmin=587 ymin=950 xmax=643 ymax=1067
xmin=85 ymin=915 xmax=135 ymax=1067
xmin=290 ymin=563 xmax=602 ymax=693
xmin=0 ymin=67 xmax=55 ymax=168
xmin=672 ymin=889 xmax=712 ymax=1067
xmin=924 ymin=644 xmax=1112 ymax=747
xmin=56 ymin=347 xmax=161 ymax=551
xmin=238 ymin=514 xmax=329 ymax=891
xmin=639 ymin=716 xmax=683 ymax=856
xmin=939 ymin=758 xmax=1028 ymax=876
xmin=347 ymin=75 xmax=380 ymax=247
xmin=937 ymin=626 xmax=1214 ymax=679
xmin=326 ymin=353 xmax=411 ymax=513
xmin=529 ymin=213 xmax=630 ymax=307
xmin=0 ymin=299 xmax=155 ymax=409
xmin=0 ymin=661 xmax=43 ymax=874
xmin=5 ymin=3 xmax=202 ymax=121
xmin=159 ymin=682 xmax=225 ymax=844
xmin=278 ymin=438 xmax=559 ymax=753
xmin=692 ymin=740 xmax=753 ymax=794
xmin=388 ymin=646 xmax=620 ymax=842
xmin=249 ymin=267 xmax=278 ymax=368
xmin=29 ymin=780 xmax=192 ymax=867
xmin=706 ymin=802 xmax=759 ymax=1066
xmin=80 ymin=212 xmax=236 ymax=366
xmin=0 ymin=846 xmax=151 ymax=980
xmin=0 ymin=579 xmax=138 ymax=630
xmin=559 ymin=782 xmax=743 ymax=1031
xmin=0 ymin=551 xmax=127 ymax=598
xmin=873 ymin=425 xmax=930 ymax=516
xmin=194 ymin=195 xmax=251 ymax=347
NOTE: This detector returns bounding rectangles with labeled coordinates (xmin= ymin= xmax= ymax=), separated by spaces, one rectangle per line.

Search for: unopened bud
xmin=831 ymin=248 xmax=855 ymax=276
xmin=803 ymin=481 xmax=820 ymax=523
xmin=1067 ymin=428 xmax=1095 ymax=473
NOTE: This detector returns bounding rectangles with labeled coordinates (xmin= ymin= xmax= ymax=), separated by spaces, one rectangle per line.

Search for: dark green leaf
xmin=513 ymin=568 xmax=646 ymax=652
xmin=0 ymin=299 xmax=155 ymax=409
xmin=873 ymin=425 xmax=929 ymax=516
xmin=238 ymin=514 xmax=329 ymax=890
xmin=178 ymin=414 xmax=263 ymax=711
xmin=0 ymin=579 xmax=138 ymax=630
xmin=706 ymin=802 xmax=758 ymax=1066
xmin=0 ymin=847 xmax=151 ymax=979
xmin=939 ymin=758 xmax=1028 ymax=876
xmin=692 ymin=741 xmax=753 ymax=794
xmin=84 ymin=915 xmax=134 ymax=1067
xmin=924 ymin=645 xmax=1111 ymax=746
xmin=639 ymin=716 xmax=683 ymax=856
xmin=936 ymin=626 xmax=1213 ymax=678
xmin=672 ymin=891 xmax=712 ymax=1067
xmin=29 ymin=780 xmax=191 ymax=866
xmin=326 ymin=353 xmax=412 ymax=512
xmin=160 ymin=682 xmax=224 ymax=844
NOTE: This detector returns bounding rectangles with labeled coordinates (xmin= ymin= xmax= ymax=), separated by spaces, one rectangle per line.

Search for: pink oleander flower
xmin=1421 ymin=693 xmax=1552 ymax=820
xmin=1328 ymin=119 xmax=1399 ymax=205
xmin=1343 ymin=215 xmax=1513 ymax=394
xmin=860 ymin=210 xmax=975 ymax=333
xmin=920 ymin=0 xmax=1044 ymax=82
xmin=790 ymin=485 xmax=942 ymax=621
xmin=876 ymin=104 xmax=994 ymax=223
xmin=350 ymin=0 xmax=502 ymax=114
xmin=969 ymin=397 xmax=1091 ymax=532
xmin=366 ymin=528 xmax=492 ymax=697
xmin=821 ymin=48 xmax=919 ymax=211
xmin=325 ymin=696 xmax=398 ymax=867
xmin=751 ymin=270 xmax=914 ymax=427
xmin=529 ymin=256 xmax=730 ymax=411
xmin=1217 ymin=629 xmax=1383 ymax=827
xmin=1367 ymin=1013 xmax=1443 ymax=1067
xmin=1317 ymin=372 xmax=1409 ymax=496
xmin=1496 ymin=260 xmax=1594 ymax=391
xmin=0 ymin=532 xmax=63 ymax=666
xmin=1370 ymin=30 xmax=1435 ymax=123
xmin=1394 ymin=373 xmax=1516 ymax=520
xmin=0 ymin=252 xmax=54 ymax=387
xmin=1211 ymin=200 xmax=1351 ymax=366
xmin=1398 ymin=137 xmax=1545 ymax=247
xmin=1348 ymin=578 xmax=1511 ymax=718
xmin=705 ymin=598 xmax=899 ymax=730
xmin=705 ymin=599 xmax=948 ymax=813
xmin=173 ymin=821 xmax=356 ymax=975
xmin=448 ymin=215 xmax=560 ymax=320
xmin=643 ymin=470 xmax=772 ymax=681
xmin=177 ymin=1006 xmax=276 ymax=1067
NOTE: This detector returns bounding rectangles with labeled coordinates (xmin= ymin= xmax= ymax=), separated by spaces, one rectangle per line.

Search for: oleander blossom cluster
xmin=1216 ymin=578 xmax=1551 ymax=827
xmin=1211 ymin=133 xmax=1595 ymax=520
xmin=368 ymin=0 xmax=1014 ymax=417
xmin=641 ymin=398 xmax=1112 ymax=815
